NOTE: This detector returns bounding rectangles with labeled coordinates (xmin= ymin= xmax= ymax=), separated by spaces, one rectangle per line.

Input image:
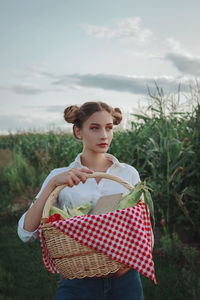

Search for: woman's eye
xmin=91 ymin=127 xmax=98 ymax=130
xmin=90 ymin=126 xmax=113 ymax=131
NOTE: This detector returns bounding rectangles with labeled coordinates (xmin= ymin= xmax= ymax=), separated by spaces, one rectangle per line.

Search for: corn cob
xmin=116 ymin=181 xmax=155 ymax=227
xmin=49 ymin=201 xmax=93 ymax=219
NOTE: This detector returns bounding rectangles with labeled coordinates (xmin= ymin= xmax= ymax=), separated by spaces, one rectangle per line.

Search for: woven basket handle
xmin=41 ymin=172 xmax=134 ymax=219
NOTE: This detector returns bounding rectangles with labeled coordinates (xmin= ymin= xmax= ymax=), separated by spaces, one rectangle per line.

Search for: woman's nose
xmin=100 ymin=128 xmax=107 ymax=139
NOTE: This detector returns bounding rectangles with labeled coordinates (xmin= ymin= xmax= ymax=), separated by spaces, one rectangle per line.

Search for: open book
xmin=91 ymin=193 xmax=123 ymax=215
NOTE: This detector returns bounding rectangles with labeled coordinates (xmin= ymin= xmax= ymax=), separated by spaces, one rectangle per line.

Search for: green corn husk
xmin=49 ymin=206 xmax=71 ymax=219
xmin=49 ymin=201 xmax=93 ymax=219
xmin=49 ymin=182 xmax=155 ymax=226
xmin=116 ymin=182 xmax=143 ymax=209
xmin=143 ymin=188 xmax=155 ymax=227
xmin=63 ymin=202 xmax=93 ymax=217
xmin=116 ymin=181 xmax=155 ymax=227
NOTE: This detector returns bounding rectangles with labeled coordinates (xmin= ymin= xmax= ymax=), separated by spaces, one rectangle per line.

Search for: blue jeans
xmin=55 ymin=268 xmax=144 ymax=300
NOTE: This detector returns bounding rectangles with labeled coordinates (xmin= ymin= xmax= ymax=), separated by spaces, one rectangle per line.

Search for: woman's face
xmin=75 ymin=110 xmax=114 ymax=153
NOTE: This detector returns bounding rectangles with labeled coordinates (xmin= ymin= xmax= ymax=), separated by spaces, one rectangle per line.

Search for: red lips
xmin=97 ymin=143 xmax=108 ymax=147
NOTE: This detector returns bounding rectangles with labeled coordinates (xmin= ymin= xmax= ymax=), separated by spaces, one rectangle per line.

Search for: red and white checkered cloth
xmin=38 ymin=201 xmax=157 ymax=284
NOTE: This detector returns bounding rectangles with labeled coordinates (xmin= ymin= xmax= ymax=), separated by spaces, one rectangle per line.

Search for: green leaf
xmin=143 ymin=189 xmax=155 ymax=227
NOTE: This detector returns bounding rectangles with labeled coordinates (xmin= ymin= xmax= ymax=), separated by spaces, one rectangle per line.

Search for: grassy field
xmin=0 ymin=216 xmax=199 ymax=300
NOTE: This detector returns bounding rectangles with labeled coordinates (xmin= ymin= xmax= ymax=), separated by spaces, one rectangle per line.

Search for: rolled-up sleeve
xmin=17 ymin=207 xmax=39 ymax=242
xmin=17 ymin=169 xmax=57 ymax=243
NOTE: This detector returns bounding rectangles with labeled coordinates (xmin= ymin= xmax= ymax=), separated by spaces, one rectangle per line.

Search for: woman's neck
xmin=80 ymin=151 xmax=112 ymax=172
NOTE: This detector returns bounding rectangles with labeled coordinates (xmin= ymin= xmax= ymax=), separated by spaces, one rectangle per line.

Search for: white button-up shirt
xmin=18 ymin=153 xmax=141 ymax=243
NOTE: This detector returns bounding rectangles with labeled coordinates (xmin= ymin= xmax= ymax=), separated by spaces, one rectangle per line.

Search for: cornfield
xmin=0 ymin=86 xmax=199 ymax=239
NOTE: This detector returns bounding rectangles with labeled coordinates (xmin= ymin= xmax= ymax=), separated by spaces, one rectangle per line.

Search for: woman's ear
xmin=73 ymin=125 xmax=82 ymax=140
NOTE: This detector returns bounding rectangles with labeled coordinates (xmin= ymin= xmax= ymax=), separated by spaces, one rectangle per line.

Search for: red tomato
xmin=48 ymin=214 xmax=64 ymax=222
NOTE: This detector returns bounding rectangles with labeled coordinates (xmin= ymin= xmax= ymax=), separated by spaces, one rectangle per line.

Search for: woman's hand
xmin=50 ymin=168 xmax=94 ymax=188
xmin=23 ymin=168 xmax=94 ymax=233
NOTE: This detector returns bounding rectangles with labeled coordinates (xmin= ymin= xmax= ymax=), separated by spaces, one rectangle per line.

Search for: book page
xmin=92 ymin=193 xmax=123 ymax=215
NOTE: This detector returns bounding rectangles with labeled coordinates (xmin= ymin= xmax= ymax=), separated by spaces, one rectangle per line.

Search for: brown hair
xmin=64 ymin=101 xmax=122 ymax=138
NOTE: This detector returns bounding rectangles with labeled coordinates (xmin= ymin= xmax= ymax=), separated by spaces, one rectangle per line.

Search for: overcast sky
xmin=0 ymin=0 xmax=200 ymax=134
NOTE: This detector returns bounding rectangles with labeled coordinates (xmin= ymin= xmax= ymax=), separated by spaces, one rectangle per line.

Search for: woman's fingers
xmin=75 ymin=170 xmax=91 ymax=184
xmin=67 ymin=176 xmax=74 ymax=188
xmin=53 ymin=168 xmax=94 ymax=188
xmin=73 ymin=168 xmax=94 ymax=184
xmin=65 ymin=169 xmax=90 ymax=187
xmin=78 ymin=168 xmax=94 ymax=183
xmin=70 ymin=174 xmax=81 ymax=185
xmin=79 ymin=168 xmax=94 ymax=174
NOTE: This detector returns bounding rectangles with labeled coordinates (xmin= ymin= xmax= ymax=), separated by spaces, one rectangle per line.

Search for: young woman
xmin=18 ymin=101 xmax=144 ymax=300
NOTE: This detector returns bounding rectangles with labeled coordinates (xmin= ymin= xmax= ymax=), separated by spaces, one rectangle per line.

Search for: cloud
xmin=52 ymin=73 xmax=192 ymax=95
xmin=45 ymin=105 xmax=66 ymax=113
xmin=0 ymin=114 xmax=46 ymax=133
xmin=12 ymin=84 xmax=46 ymax=95
xmin=0 ymin=83 xmax=46 ymax=95
xmin=165 ymin=38 xmax=187 ymax=54
xmin=166 ymin=52 xmax=200 ymax=76
xmin=164 ymin=38 xmax=200 ymax=76
xmin=30 ymin=105 xmax=66 ymax=113
xmin=14 ymin=63 xmax=57 ymax=81
xmin=2 ymin=72 xmax=196 ymax=99
xmin=80 ymin=17 xmax=153 ymax=44
xmin=0 ymin=111 xmax=68 ymax=135
xmin=27 ymin=64 xmax=56 ymax=79
xmin=1 ymin=82 xmax=63 ymax=95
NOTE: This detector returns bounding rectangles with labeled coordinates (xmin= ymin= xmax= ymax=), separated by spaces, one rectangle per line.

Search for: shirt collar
xmin=71 ymin=153 xmax=125 ymax=169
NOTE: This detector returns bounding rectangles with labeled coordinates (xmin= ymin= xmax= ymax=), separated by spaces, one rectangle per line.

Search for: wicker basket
xmin=40 ymin=172 xmax=134 ymax=279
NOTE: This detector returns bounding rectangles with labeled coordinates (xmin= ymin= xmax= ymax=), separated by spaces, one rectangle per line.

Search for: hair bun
xmin=113 ymin=107 xmax=122 ymax=125
xmin=64 ymin=105 xmax=80 ymax=124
